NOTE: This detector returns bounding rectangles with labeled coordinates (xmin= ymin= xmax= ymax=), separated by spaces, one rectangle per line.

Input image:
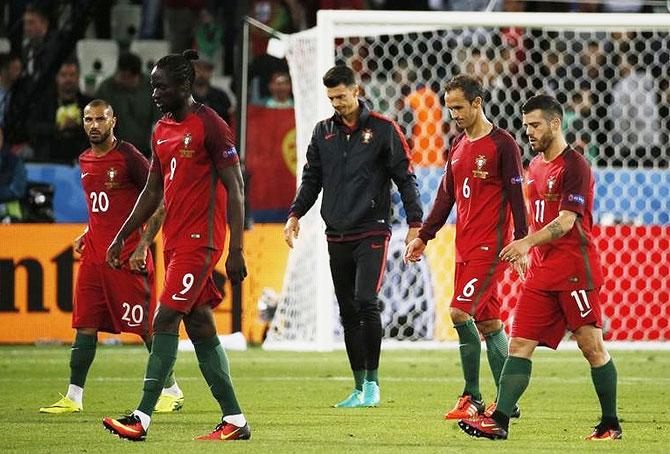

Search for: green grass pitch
xmin=1 ymin=346 xmax=668 ymax=453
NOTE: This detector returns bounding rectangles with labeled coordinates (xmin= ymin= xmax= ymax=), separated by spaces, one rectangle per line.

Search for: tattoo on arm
xmin=547 ymin=220 xmax=563 ymax=240
xmin=140 ymin=203 xmax=165 ymax=246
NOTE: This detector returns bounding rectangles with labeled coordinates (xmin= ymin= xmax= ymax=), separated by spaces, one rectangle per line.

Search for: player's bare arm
xmin=218 ymin=162 xmax=247 ymax=285
xmin=129 ymin=201 xmax=165 ymax=273
xmin=499 ymin=209 xmax=578 ymax=263
xmin=73 ymin=226 xmax=88 ymax=254
xmin=284 ymin=216 xmax=300 ymax=248
xmin=107 ymin=170 xmax=164 ymax=269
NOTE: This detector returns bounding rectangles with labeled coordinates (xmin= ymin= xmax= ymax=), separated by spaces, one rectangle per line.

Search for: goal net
xmin=263 ymin=11 xmax=670 ymax=351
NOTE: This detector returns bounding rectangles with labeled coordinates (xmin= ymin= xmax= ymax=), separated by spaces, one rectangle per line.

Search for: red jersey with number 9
xmin=150 ymin=103 xmax=239 ymax=251
xmin=79 ymin=141 xmax=149 ymax=265
xmin=525 ymin=146 xmax=603 ymax=291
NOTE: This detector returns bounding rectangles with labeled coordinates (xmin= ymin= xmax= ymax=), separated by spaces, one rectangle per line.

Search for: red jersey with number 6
xmin=418 ymin=127 xmax=527 ymax=262
xmin=525 ymin=146 xmax=603 ymax=291
xmin=79 ymin=141 xmax=149 ymax=264
xmin=150 ymin=103 xmax=239 ymax=251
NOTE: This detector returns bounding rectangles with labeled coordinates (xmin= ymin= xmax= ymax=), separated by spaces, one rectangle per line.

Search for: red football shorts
xmin=73 ymin=260 xmax=154 ymax=335
xmin=451 ymin=257 xmax=505 ymax=322
xmin=511 ymin=286 xmax=603 ymax=349
xmin=159 ymin=247 xmax=223 ymax=313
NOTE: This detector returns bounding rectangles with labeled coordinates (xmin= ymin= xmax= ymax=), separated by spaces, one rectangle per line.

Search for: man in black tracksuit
xmin=284 ymin=65 xmax=423 ymax=408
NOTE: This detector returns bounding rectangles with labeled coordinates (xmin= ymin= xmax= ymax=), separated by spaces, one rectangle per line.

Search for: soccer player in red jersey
xmin=102 ymin=51 xmax=249 ymax=442
xmin=404 ymin=75 xmax=527 ymax=420
xmin=39 ymin=99 xmax=183 ymax=415
xmin=458 ymin=94 xmax=621 ymax=441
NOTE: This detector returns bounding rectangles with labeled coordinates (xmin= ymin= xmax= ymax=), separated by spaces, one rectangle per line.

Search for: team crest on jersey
xmin=361 ymin=128 xmax=373 ymax=144
xmin=105 ymin=167 xmax=119 ymax=189
xmin=544 ymin=175 xmax=560 ymax=201
xmin=180 ymin=132 xmax=194 ymax=158
xmin=472 ymin=155 xmax=489 ymax=179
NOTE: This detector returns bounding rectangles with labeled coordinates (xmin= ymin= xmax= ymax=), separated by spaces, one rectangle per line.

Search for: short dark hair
xmin=444 ymin=75 xmax=485 ymax=103
xmin=0 ymin=52 xmax=18 ymax=71
xmin=86 ymin=98 xmax=114 ymax=115
xmin=117 ymin=52 xmax=142 ymax=75
xmin=155 ymin=49 xmax=199 ymax=90
xmin=522 ymin=94 xmax=563 ymax=120
xmin=60 ymin=57 xmax=80 ymax=71
xmin=322 ymin=65 xmax=355 ymax=88
xmin=25 ymin=2 xmax=49 ymax=21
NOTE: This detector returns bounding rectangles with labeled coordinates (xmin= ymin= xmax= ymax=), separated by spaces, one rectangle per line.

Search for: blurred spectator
xmin=20 ymin=2 xmax=58 ymax=84
xmin=0 ymin=53 xmax=23 ymax=127
xmin=192 ymin=58 xmax=234 ymax=124
xmin=95 ymin=52 xmax=159 ymax=157
xmin=250 ymin=54 xmax=289 ymax=104
xmin=249 ymin=0 xmax=302 ymax=57
xmin=139 ymin=0 xmax=163 ymax=39
xmin=0 ymin=127 xmax=27 ymax=222
xmin=164 ymin=0 xmax=204 ymax=53
xmin=610 ymin=52 xmax=661 ymax=161
xmin=26 ymin=58 xmax=91 ymax=163
xmin=264 ymin=71 xmax=293 ymax=108
xmin=194 ymin=8 xmax=223 ymax=72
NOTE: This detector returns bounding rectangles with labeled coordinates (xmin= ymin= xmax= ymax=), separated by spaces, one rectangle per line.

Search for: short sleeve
xmin=149 ymin=125 xmax=162 ymax=176
xmin=120 ymin=142 xmax=150 ymax=190
xmin=560 ymin=153 xmax=590 ymax=216
xmin=199 ymin=106 xmax=239 ymax=173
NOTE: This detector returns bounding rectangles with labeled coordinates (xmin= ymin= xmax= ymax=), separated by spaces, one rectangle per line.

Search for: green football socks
xmin=144 ymin=338 xmax=177 ymax=389
xmin=137 ymin=333 xmax=179 ymax=416
xmin=194 ymin=335 xmax=242 ymax=416
xmin=365 ymin=368 xmax=378 ymax=385
xmin=496 ymin=356 xmax=532 ymax=418
xmin=455 ymin=319 xmax=482 ymax=400
xmin=353 ymin=369 xmax=366 ymax=391
xmin=591 ymin=359 xmax=618 ymax=419
xmin=485 ymin=326 xmax=509 ymax=396
xmin=69 ymin=332 xmax=97 ymax=388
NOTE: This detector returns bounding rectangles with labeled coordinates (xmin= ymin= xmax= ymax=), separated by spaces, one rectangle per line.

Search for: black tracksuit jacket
xmin=290 ymin=101 xmax=423 ymax=239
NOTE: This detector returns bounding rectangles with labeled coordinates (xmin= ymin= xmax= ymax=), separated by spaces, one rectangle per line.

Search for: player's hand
xmin=226 ymin=249 xmax=248 ymax=285
xmin=106 ymin=238 xmax=124 ymax=269
xmin=405 ymin=227 xmax=420 ymax=245
xmin=404 ymin=238 xmax=426 ymax=264
xmin=73 ymin=231 xmax=86 ymax=255
xmin=129 ymin=243 xmax=149 ymax=274
xmin=499 ymin=238 xmax=531 ymax=264
xmin=284 ymin=216 xmax=300 ymax=248
xmin=512 ymin=254 xmax=528 ymax=282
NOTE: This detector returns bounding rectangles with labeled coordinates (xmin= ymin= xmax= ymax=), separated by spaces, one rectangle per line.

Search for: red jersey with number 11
xmin=525 ymin=146 xmax=603 ymax=291
xmin=150 ymin=103 xmax=239 ymax=251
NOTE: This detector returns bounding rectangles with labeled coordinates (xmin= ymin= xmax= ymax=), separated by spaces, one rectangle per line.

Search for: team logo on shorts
xmin=361 ymin=128 xmax=373 ymax=144
xmin=472 ymin=155 xmax=489 ymax=179
xmin=105 ymin=167 xmax=119 ymax=189
xmin=180 ymin=133 xmax=194 ymax=158
xmin=544 ymin=175 xmax=559 ymax=201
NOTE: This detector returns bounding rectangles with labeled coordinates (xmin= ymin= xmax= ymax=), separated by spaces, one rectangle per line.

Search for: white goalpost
xmin=263 ymin=10 xmax=670 ymax=351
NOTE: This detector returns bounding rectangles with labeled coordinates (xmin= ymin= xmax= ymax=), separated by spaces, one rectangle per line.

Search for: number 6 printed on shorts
xmin=456 ymin=277 xmax=478 ymax=302
xmin=171 ymin=273 xmax=194 ymax=302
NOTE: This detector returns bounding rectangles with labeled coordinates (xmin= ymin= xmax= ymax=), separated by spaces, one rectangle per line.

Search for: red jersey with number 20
xmin=150 ymin=103 xmax=239 ymax=251
xmin=79 ymin=141 xmax=149 ymax=264
xmin=525 ymin=146 xmax=603 ymax=291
